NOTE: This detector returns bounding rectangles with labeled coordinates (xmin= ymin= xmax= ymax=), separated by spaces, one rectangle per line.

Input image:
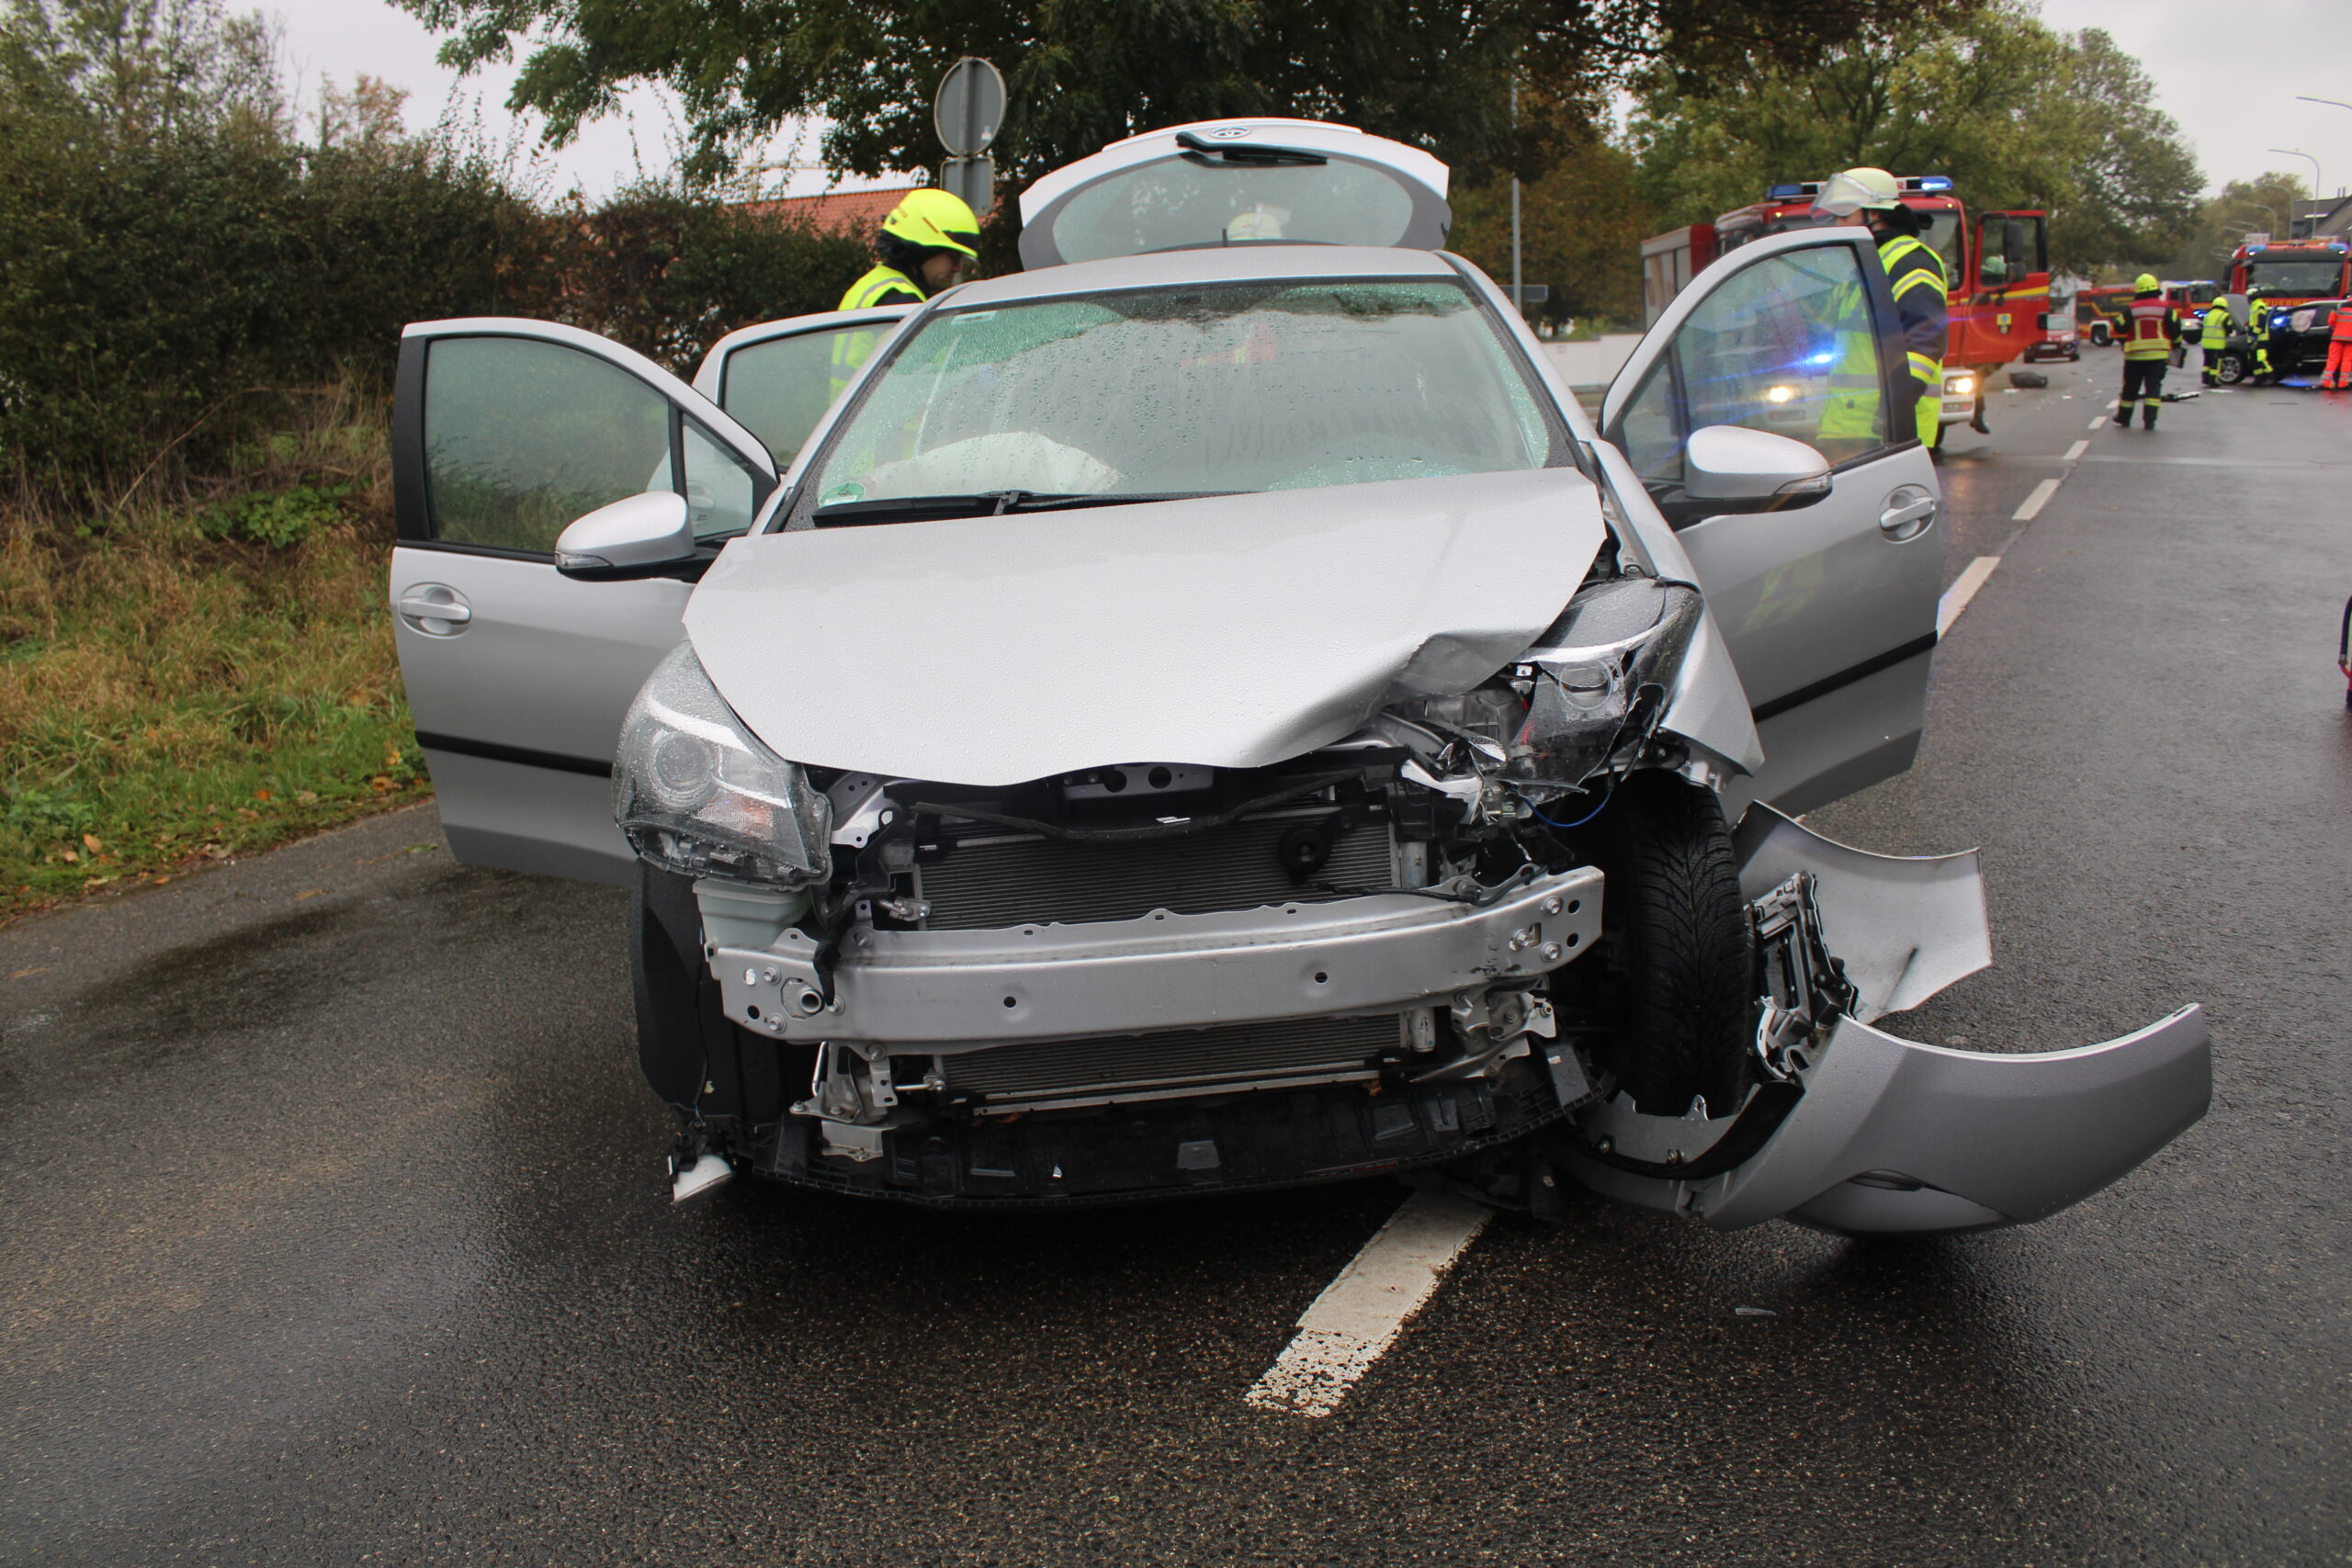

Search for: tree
xmin=1450 ymin=118 xmax=1652 ymax=329
xmin=2168 ymin=172 xmax=2310 ymax=284
xmin=1625 ymin=3 xmax=2199 ymax=277
xmin=395 ymin=0 xmax=1976 ymax=195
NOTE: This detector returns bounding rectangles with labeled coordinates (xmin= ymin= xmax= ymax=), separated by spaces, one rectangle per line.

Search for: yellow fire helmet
xmin=882 ymin=188 xmax=982 ymax=259
xmin=1812 ymin=167 xmax=1903 ymax=217
xmin=2135 ymin=273 xmax=2161 ymax=293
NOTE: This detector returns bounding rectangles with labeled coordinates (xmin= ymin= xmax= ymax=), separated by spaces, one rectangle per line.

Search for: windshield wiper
xmin=813 ymin=490 xmax=1238 ymax=525
xmin=812 ymin=491 xmax=1083 ymax=525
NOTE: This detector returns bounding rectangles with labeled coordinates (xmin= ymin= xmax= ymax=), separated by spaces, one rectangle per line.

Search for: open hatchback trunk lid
xmin=1017 ymin=119 xmax=1453 ymax=269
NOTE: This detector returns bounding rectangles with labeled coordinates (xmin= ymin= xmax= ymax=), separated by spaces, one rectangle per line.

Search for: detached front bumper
xmin=706 ymin=866 xmax=1604 ymax=1049
xmin=1566 ymin=1007 xmax=2211 ymax=1234
xmin=1562 ymin=807 xmax=2212 ymax=1235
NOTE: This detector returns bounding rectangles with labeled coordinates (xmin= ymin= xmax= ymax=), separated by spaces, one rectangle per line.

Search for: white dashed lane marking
xmin=2014 ymin=477 xmax=2063 ymax=522
xmin=2088 ymin=413 xmax=2109 ymax=431
xmin=1245 ymin=1188 xmax=1489 ymax=1417
xmin=2064 ymin=438 xmax=2089 ymax=461
xmin=1938 ymin=555 xmax=2002 ymax=637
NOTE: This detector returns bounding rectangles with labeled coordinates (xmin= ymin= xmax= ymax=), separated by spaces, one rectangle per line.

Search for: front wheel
xmin=1580 ymin=773 xmax=1757 ymax=1117
xmin=2215 ymin=351 xmax=2248 ymax=386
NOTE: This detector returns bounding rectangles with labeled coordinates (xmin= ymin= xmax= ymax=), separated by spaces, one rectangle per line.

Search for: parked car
xmin=389 ymin=121 xmax=2208 ymax=1235
xmin=2023 ymin=306 xmax=2080 ymax=362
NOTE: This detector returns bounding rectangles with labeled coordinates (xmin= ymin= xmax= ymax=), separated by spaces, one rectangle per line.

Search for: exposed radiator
xmin=941 ymin=1014 xmax=1397 ymax=1110
xmin=919 ymin=808 xmax=1395 ymax=931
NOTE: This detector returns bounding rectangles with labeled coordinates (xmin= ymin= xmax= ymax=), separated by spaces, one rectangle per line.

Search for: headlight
xmin=614 ymin=643 xmax=831 ymax=886
xmin=1949 ymin=374 xmax=1977 ymax=398
xmin=1514 ymin=577 xmax=1702 ymax=788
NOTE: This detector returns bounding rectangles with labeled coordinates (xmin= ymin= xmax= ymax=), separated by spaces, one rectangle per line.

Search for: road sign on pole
xmin=940 ymin=155 xmax=995 ymax=217
xmin=933 ymin=57 xmax=1005 ymax=158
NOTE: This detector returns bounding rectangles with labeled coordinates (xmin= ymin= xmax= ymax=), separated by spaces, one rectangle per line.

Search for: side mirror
xmin=1679 ymin=424 xmax=1832 ymax=514
xmin=556 ymin=491 xmax=695 ymax=581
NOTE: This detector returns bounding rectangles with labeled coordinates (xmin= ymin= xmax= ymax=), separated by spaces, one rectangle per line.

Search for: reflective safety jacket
xmin=2332 ymin=303 xmax=2352 ymax=343
xmin=1822 ymin=232 xmax=1949 ymax=446
xmin=831 ymin=264 xmax=928 ymax=396
xmin=2121 ymin=295 xmax=2176 ymax=361
xmin=839 ymin=264 xmax=926 ymax=313
xmin=2199 ymin=301 xmax=2231 ymax=350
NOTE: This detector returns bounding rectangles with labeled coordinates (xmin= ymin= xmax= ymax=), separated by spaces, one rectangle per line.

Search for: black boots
xmin=2113 ymin=404 xmax=2131 ymax=426
xmin=2142 ymin=403 xmax=2157 ymax=430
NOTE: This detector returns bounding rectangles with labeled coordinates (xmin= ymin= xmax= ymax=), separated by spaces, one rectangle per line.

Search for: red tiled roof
xmin=738 ymin=186 xmax=924 ymax=237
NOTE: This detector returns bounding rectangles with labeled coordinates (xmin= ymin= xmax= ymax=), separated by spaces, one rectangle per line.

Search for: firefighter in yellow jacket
xmin=1812 ymin=167 xmax=1950 ymax=448
xmin=831 ymin=189 xmax=983 ymax=395
xmin=2114 ymin=274 xmax=2178 ymax=429
xmin=838 ymin=188 xmax=981 ymax=311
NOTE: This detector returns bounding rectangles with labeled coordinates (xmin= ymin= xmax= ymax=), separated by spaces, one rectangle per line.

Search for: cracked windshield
xmin=811 ymin=279 xmax=1557 ymax=509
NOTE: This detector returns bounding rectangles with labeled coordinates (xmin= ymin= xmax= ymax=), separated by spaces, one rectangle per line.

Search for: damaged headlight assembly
xmin=1386 ymin=575 xmax=1703 ymax=810
xmin=1514 ymin=575 xmax=1702 ymax=791
xmin=614 ymin=642 xmax=832 ymax=886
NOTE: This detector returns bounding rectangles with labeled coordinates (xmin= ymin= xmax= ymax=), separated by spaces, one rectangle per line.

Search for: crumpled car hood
xmin=686 ymin=468 xmax=1606 ymax=787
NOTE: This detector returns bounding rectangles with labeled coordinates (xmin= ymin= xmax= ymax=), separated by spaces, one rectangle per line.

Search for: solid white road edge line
xmin=2064 ymin=438 xmax=2089 ymax=461
xmin=1244 ymin=1187 xmax=1490 ymax=1417
xmin=1938 ymin=556 xmax=2002 ymax=638
xmin=2014 ymin=477 xmax=2063 ymax=522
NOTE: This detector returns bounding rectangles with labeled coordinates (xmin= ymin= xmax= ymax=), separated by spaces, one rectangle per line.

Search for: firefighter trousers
xmin=2117 ymin=360 xmax=2166 ymax=426
xmin=2201 ymin=344 xmax=2227 ymax=386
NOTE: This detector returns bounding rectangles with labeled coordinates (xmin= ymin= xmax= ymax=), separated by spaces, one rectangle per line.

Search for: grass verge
xmin=0 ymin=381 xmax=428 ymax=923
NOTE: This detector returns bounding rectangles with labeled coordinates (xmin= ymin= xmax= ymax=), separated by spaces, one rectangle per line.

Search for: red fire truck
xmin=2226 ymin=233 xmax=2351 ymax=309
xmin=1639 ymin=175 xmax=2051 ymax=447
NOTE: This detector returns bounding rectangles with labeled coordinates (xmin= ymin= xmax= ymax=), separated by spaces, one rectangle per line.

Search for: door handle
xmin=1878 ymin=488 xmax=1937 ymax=542
xmin=396 ymin=586 xmax=472 ymax=633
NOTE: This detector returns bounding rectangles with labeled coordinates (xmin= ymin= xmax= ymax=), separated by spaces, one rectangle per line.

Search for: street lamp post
xmin=2267 ymin=148 xmax=2323 ymax=222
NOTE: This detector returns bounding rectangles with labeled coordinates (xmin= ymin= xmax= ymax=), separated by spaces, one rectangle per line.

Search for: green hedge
xmin=0 ymin=3 xmax=869 ymax=491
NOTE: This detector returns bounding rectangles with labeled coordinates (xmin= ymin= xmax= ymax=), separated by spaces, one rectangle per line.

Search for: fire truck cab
xmin=1646 ymin=176 xmax=2050 ymax=445
xmin=2228 ymin=234 xmax=2351 ymax=310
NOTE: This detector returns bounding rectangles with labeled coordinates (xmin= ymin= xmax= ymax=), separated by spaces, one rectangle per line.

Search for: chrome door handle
xmin=396 ymin=587 xmax=472 ymax=633
xmin=1878 ymin=489 xmax=1937 ymax=541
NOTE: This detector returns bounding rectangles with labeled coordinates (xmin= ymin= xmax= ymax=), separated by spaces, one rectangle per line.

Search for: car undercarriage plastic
xmin=1559 ymin=807 xmax=2211 ymax=1235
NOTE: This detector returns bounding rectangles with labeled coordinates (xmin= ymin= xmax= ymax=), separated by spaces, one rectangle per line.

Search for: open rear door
xmin=1017 ymin=119 xmax=1452 ymax=268
xmin=692 ymin=306 xmax=914 ymax=468
xmin=390 ymin=319 xmax=777 ymax=883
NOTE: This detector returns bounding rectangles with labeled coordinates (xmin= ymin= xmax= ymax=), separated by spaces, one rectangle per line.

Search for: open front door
xmin=692 ymin=306 xmax=914 ymax=468
xmin=390 ymin=319 xmax=778 ymax=883
xmin=1600 ymin=228 xmax=1942 ymax=815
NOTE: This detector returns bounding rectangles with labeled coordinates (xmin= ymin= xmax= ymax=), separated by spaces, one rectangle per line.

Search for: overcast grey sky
xmin=266 ymin=0 xmax=2352 ymax=200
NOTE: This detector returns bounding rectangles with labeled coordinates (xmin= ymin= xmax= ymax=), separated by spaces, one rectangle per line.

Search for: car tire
xmin=2089 ymin=322 xmax=2111 ymax=347
xmin=1582 ymin=772 xmax=1756 ymax=1117
xmin=2215 ymin=351 xmax=2248 ymax=386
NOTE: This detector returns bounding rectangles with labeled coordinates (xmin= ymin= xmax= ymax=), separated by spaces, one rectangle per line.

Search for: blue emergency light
xmin=1917 ymin=175 xmax=1954 ymax=192
xmin=1766 ymin=184 xmax=1806 ymax=199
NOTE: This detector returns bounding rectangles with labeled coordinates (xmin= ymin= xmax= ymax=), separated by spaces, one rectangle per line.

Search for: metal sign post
xmin=934 ymin=57 xmax=1005 ymax=218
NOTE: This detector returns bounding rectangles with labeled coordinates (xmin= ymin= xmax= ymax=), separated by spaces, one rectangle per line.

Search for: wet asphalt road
xmin=4 ymin=355 xmax=2348 ymax=1565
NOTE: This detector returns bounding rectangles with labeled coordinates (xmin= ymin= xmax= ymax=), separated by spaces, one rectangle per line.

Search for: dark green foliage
xmin=0 ymin=0 xmax=868 ymax=491
xmin=398 ymin=0 xmax=1970 ymax=193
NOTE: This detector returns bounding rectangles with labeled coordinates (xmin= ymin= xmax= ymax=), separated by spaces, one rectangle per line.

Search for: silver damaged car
xmin=388 ymin=120 xmax=2210 ymax=1231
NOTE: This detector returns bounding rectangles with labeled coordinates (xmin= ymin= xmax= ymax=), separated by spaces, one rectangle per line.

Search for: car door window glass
xmin=682 ymin=420 xmax=763 ymax=538
xmin=1616 ymin=245 xmax=1890 ymax=491
xmin=424 ymin=337 xmax=672 ymax=553
xmin=719 ymin=326 xmax=871 ymax=461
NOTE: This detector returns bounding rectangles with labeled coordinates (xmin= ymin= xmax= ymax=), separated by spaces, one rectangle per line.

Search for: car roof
xmin=936 ymin=244 xmax=1461 ymax=310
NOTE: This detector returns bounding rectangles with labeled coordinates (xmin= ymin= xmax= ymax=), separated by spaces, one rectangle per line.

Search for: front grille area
xmin=941 ymin=1015 xmax=1397 ymax=1109
xmin=918 ymin=810 xmax=1396 ymax=931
